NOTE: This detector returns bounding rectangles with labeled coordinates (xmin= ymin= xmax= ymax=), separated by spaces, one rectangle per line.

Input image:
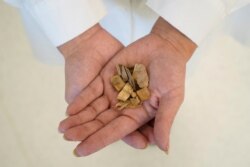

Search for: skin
xmin=58 ymin=24 xmax=123 ymax=103
xmin=58 ymin=17 xmax=197 ymax=156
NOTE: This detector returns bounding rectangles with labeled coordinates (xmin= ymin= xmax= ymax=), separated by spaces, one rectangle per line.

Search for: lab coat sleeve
xmin=146 ymin=0 xmax=250 ymax=45
xmin=4 ymin=0 xmax=107 ymax=46
xmin=4 ymin=0 xmax=22 ymax=8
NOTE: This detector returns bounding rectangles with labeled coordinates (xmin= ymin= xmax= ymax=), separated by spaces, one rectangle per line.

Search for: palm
xmin=64 ymin=44 xmax=105 ymax=103
xmin=62 ymin=25 xmax=123 ymax=103
xmin=59 ymin=34 xmax=187 ymax=156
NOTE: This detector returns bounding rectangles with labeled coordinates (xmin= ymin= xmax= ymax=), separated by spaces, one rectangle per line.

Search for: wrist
xmin=151 ymin=17 xmax=197 ymax=62
xmin=58 ymin=24 xmax=101 ymax=59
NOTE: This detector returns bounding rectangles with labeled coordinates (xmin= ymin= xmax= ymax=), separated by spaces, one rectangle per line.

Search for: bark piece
xmin=133 ymin=64 xmax=149 ymax=88
xmin=116 ymin=64 xmax=122 ymax=76
xmin=117 ymin=83 xmax=133 ymax=101
xmin=112 ymin=64 xmax=151 ymax=110
xmin=131 ymin=92 xmax=137 ymax=98
xmin=111 ymin=75 xmax=126 ymax=91
xmin=129 ymin=96 xmax=141 ymax=107
xmin=136 ymin=87 xmax=150 ymax=101
xmin=121 ymin=65 xmax=128 ymax=82
xmin=125 ymin=67 xmax=136 ymax=90
xmin=116 ymin=101 xmax=130 ymax=110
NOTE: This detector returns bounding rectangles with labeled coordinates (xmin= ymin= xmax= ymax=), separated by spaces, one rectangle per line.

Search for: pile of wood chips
xmin=111 ymin=64 xmax=150 ymax=110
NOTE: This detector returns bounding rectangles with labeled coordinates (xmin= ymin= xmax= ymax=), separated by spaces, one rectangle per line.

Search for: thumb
xmin=65 ymin=83 xmax=80 ymax=104
xmin=154 ymin=89 xmax=184 ymax=152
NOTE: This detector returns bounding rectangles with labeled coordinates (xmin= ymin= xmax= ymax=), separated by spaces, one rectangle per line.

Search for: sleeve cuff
xmin=22 ymin=0 xmax=107 ymax=46
xmin=146 ymin=0 xmax=226 ymax=45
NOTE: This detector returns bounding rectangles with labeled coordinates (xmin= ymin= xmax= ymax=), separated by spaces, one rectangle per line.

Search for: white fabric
xmin=99 ymin=0 xmax=159 ymax=46
xmin=147 ymin=0 xmax=226 ymax=44
xmin=146 ymin=0 xmax=250 ymax=44
xmin=4 ymin=0 xmax=107 ymax=46
xmin=20 ymin=8 xmax=64 ymax=64
xmin=4 ymin=0 xmax=250 ymax=46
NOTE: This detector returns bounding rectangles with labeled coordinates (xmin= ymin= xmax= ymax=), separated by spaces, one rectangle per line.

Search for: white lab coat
xmin=4 ymin=0 xmax=250 ymax=64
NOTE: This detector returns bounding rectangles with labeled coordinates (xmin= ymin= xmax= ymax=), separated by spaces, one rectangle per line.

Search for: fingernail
xmin=73 ymin=149 xmax=80 ymax=157
xmin=161 ymin=148 xmax=169 ymax=155
xmin=63 ymin=135 xmax=69 ymax=141
xmin=58 ymin=127 xmax=64 ymax=133
xmin=142 ymin=142 xmax=149 ymax=149
xmin=164 ymin=145 xmax=169 ymax=155
xmin=58 ymin=124 xmax=65 ymax=133
xmin=164 ymin=149 xmax=169 ymax=155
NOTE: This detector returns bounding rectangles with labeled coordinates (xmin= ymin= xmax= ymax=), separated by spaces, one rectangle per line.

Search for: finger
xmin=74 ymin=107 xmax=153 ymax=156
xmin=64 ymin=109 xmax=120 ymax=141
xmin=139 ymin=124 xmax=156 ymax=145
xmin=122 ymin=123 xmax=156 ymax=148
xmin=58 ymin=96 xmax=109 ymax=133
xmin=122 ymin=131 xmax=148 ymax=149
xmin=64 ymin=120 xmax=103 ymax=141
xmin=154 ymin=91 xmax=184 ymax=152
xmin=67 ymin=76 xmax=104 ymax=115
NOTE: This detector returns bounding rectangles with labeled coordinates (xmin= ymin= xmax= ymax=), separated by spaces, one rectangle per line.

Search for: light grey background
xmin=0 ymin=2 xmax=250 ymax=167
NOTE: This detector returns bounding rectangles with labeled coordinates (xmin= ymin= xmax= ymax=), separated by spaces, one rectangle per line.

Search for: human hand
xmin=59 ymin=17 xmax=197 ymax=156
xmin=58 ymin=24 xmax=123 ymax=103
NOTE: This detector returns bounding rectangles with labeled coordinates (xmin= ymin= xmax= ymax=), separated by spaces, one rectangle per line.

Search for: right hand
xmin=58 ymin=24 xmax=123 ymax=103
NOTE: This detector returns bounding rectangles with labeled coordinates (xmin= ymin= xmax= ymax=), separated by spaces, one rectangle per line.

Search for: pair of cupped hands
xmin=58 ymin=17 xmax=197 ymax=157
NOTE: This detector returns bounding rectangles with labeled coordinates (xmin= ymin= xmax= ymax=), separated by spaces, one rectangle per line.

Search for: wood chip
xmin=111 ymin=75 xmax=126 ymax=91
xmin=129 ymin=96 xmax=141 ymax=106
xmin=136 ymin=87 xmax=150 ymax=101
xmin=121 ymin=65 xmax=128 ymax=82
xmin=116 ymin=64 xmax=122 ymax=76
xmin=111 ymin=64 xmax=150 ymax=110
xmin=125 ymin=67 xmax=136 ymax=90
xmin=131 ymin=92 xmax=137 ymax=98
xmin=117 ymin=83 xmax=133 ymax=101
xmin=133 ymin=64 xmax=149 ymax=88
xmin=116 ymin=101 xmax=130 ymax=110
